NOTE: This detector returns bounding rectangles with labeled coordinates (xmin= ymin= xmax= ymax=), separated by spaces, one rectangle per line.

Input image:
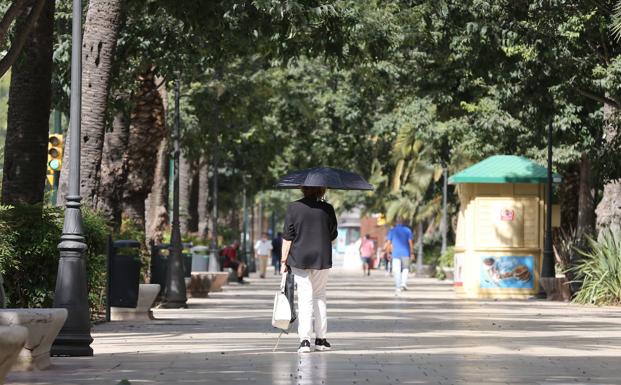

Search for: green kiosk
xmin=449 ymin=155 xmax=561 ymax=299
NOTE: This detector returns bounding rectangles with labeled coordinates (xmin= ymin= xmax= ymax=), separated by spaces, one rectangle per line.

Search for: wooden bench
xmin=0 ymin=309 xmax=67 ymax=371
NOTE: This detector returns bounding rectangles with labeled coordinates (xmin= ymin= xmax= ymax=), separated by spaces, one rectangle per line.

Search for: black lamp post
xmin=161 ymin=77 xmax=187 ymax=308
xmin=541 ymin=122 xmax=555 ymax=279
xmin=441 ymin=166 xmax=448 ymax=255
xmin=51 ymin=0 xmax=93 ymax=356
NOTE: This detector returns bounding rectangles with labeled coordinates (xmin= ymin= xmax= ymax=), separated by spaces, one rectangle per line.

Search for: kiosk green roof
xmin=449 ymin=155 xmax=562 ymax=184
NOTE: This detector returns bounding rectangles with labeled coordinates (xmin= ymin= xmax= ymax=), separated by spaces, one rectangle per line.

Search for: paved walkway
xmin=6 ymin=271 xmax=621 ymax=385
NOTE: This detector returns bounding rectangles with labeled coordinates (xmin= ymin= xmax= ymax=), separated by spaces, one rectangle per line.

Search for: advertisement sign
xmin=479 ymin=255 xmax=534 ymax=289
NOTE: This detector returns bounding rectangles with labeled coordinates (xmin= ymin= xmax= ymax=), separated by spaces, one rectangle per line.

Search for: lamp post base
xmin=159 ymin=300 xmax=188 ymax=309
xmin=51 ymin=333 xmax=93 ymax=357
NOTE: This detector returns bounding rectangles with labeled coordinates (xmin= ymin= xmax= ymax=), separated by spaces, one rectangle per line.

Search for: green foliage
xmin=570 ymin=229 xmax=621 ymax=306
xmin=119 ymin=217 xmax=150 ymax=283
xmin=0 ymin=206 xmax=109 ymax=318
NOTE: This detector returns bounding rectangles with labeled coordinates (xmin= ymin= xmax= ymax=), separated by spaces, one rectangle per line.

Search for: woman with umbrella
xmin=278 ymin=167 xmax=372 ymax=353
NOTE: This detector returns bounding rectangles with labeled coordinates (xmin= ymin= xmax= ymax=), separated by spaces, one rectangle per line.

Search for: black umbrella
xmin=275 ymin=167 xmax=374 ymax=191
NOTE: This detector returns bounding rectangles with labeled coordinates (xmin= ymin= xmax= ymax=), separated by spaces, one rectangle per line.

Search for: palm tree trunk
xmin=197 ymin=156 xmax=210 ymax=240
xmin=1 ymin=0 xmax=54 ymax=205
xmin=179 ymin=153 xmax=191 ymax=235
xmin=97 ymin=109 xmax=129 ymax=230
xmin=145 ymin=137 xmax=169 ymax=244
xmin=122 ymin=67 xmax=166 ymax=229
xmin=57 ymin=0 xmax=125 ymax=207
xmin=145 ymin=79 xmax=170 ymax=245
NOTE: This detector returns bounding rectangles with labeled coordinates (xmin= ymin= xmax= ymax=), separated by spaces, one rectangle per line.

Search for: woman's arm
xmin=281 ymin=239 xmax=292 ymax=273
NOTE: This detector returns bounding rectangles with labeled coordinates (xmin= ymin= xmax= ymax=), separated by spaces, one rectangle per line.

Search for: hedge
xmin=0 ymin=205 xmax=109 ymax=319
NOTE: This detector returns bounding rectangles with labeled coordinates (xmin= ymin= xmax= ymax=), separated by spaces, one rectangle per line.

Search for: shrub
xmin=435 ymin=247 xmax=454 ymax=280
xmin=570 ymin=229 xmax=621 ymax=306
xmin=0 ymin=205 xmax=109 ymax=319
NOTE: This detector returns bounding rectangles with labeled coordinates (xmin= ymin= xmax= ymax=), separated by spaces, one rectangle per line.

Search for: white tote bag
xmin=272 ymin=273 xmax=292 ymax=331
xmin=272 ymin=273 xmax=292 ymax=351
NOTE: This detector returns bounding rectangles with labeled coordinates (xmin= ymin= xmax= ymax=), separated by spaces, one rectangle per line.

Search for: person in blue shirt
xmin=386 ymin=218 xmax=414 ymax=295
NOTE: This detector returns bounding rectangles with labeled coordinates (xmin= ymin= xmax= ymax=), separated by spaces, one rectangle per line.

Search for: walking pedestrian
xmin=255 ymin=232 xmax=273 ymax=278
xmin=280 ymin=186 xmax=337 ymax=353
xmin=386 ymin=218 xmax=414 ymax=296
xmin=272 ymin=232 xmax=283 ymax=275
xmin=359 ymin=234 xmax=375 ymax=276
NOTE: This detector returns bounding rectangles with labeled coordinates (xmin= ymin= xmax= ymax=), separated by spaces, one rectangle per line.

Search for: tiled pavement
xmin=6 ymin=271 xmax=621 ymax=385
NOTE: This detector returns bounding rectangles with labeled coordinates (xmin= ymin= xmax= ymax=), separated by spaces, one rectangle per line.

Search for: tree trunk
xmin=197 ymin=156 xmax=210 ymax=240
xmin=1 ymin=0 xmax=54 ymax=205
xmin=96 ymin=109 xmax=129 ymax=230
xmin=595 ymin=102 xmax=621 ymax=232
xmin=577 ymin=153 xmax=595 ymax=238
xmin=122 ymin=67 xmax=166 ymax=229
xmin=188 ymin=163 xmax=199 ymax=233
xmin=145 ymin=137 xmax=169 ymax=244
xmin=557 ymin=162 xmax=579 ymax=235
xmin=144 ymin=79 xmax=169 ymax=245
xmin=179 ymin=153 xmax=191 ymax=235
xmin=57 ymin=0 xmax=125 ymax=207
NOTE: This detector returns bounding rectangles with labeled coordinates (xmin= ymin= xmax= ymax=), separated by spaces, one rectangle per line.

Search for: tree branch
xmin=576 ymin=88 xmax=621 ymax=109
xmin=0 ymin=0 xmax=46 ymax=79
xmin=0 ymin=0 xmax=29 ymax=44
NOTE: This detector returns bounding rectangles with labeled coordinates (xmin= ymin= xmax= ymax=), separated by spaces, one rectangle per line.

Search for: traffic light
xmin=47 ymin=134 xmax=63 ymax=173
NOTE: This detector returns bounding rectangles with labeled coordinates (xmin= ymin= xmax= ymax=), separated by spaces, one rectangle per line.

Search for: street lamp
xmin=160 ymin=76 xmax=187 ymax=308
xmin=51 ymin=0 xmax=93 ymax=356
xmin=441 ymin=166 xmax=448 ymax=255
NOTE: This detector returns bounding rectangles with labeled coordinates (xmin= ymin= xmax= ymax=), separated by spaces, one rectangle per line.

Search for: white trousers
xmin=393 ymin=258 xmax=409 ymax=289
xmin=291 ymin=267 xmax=329 ymax=342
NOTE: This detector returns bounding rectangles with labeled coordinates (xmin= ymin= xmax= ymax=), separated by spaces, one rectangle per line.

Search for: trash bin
xmin=191 ymin=246 xmax=210 ymax=272
xmin=109 ymin=240 xmax=141 ymax=308
xmin=182 ymin=243 xmax=193 ymax=278
xmin=150 ymin=243 xmax=170 ymax=295
xmin=150 ymin=242 xmax=193 ymax=291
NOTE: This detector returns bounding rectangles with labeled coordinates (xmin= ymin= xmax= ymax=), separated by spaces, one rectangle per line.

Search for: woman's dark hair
xmin=301 ymin=186 xmax=326 ymax=200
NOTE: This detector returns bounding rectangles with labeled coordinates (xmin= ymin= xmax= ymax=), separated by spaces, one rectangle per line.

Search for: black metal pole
xmin=105 ymin=235 xmax=112 ymax=322
xmin=51 ymin=0 xmax=93 ymax=356
xmin=161 ymin=77 xmax=187 ymax=308
xmin=541 ymin=122 xmax=555 ymax=279
xmin=441 ymin=166 xmax=448 ymax=255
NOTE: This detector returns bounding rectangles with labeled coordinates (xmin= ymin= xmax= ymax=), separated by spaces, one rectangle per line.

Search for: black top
xmin=272 ymin=236 xmax=283 ymax=258
xmin=283 ymin=197 xmax=338 ymax=270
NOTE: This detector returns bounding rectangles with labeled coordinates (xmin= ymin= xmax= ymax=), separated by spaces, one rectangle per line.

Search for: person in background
xmin=386 ymin=218 xmax=414 ymax=296
xmin=220 ymin=240 xmax=247 ymax=284
xmin=272 ymin=232 xmax=283 ymax=275
xmin=359 ymin=234 xmax=375 ymax=276
xmin=254 ymin=232 xmax=273 ymax=278
xmin=382 ymin=239 xmax=392 ymax=275
xmin=281 ymin=186 xmax=337 ymax=353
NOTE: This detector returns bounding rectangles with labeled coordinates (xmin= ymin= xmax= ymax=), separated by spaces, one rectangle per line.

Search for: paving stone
xmin=5 ymin=273 xmax=621 ymax=384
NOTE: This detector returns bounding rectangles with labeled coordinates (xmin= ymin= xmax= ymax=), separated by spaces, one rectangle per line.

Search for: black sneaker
xmin=314 ymin=338 xmax=331 ymax=351
xmin=298 ymin=340 xmax=311 ymax=353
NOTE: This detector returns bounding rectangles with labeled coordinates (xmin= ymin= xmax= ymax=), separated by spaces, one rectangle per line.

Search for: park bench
xmin=0 ymin=309 xmax=67 ymax=371
xmin=0 ymin=325 xmax=27 ymax=383
xmin=110 ymin=283 xmax=160 ymax=321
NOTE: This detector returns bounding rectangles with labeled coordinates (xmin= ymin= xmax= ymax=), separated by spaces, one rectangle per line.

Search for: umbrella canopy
xmin=275 ymin=167 xmax=374 ymax=191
